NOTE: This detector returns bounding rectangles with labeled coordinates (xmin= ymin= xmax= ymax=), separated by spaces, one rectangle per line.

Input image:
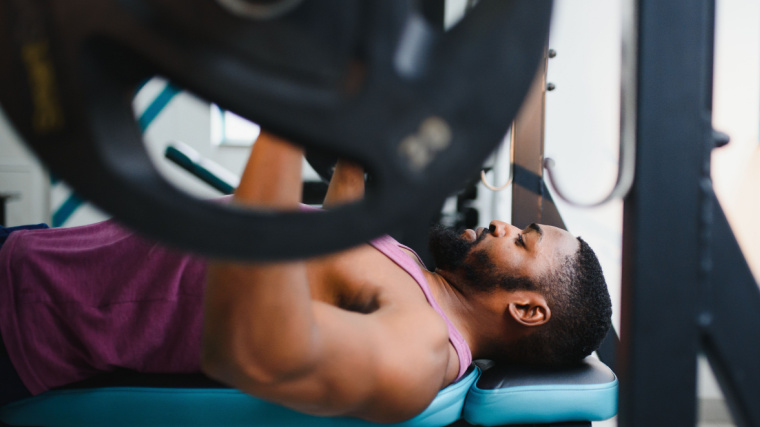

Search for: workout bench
xmin=0 ymin=357 xmax=616 ymax=427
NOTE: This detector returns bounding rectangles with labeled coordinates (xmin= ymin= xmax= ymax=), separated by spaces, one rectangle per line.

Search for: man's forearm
xmin=323 ymin=159 xmax=365 ymax=208
xmin=232 ymin=131 xmax=303 ymax=209
xmin=203 ymin=132 xmax=319 ymax=384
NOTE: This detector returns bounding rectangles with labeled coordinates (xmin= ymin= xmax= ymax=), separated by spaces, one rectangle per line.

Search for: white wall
xmin=712 ymin=0 xmax=760 ymax=282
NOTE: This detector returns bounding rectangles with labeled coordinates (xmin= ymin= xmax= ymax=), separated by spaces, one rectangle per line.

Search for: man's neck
xmin=423 ymin=270 xmax=486 ymax=359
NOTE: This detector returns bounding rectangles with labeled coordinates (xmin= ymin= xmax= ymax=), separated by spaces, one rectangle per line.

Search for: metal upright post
xmin=511 ymin=48 xmax=565 ymax=230
xmin=617 ymin=0 xmax=714 ymax=424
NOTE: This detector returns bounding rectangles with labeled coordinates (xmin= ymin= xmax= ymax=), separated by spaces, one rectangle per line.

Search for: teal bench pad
xmin=0 ymin=367 xmax=480 ymax=427
xmin=463 ymin=357 xmax=618 ymax=426
xmin=1 ymin=358 xmax=618 ymax=427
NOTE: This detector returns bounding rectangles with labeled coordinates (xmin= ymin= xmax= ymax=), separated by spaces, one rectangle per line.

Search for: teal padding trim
xmin=462 ymin=376 xmax=619 ymax=426
xmin=138 ymin=83 xmax=180 ymax=132
xmin=0 ymin=369 xmax=480 ymax=427
xmin=400 ymin=366 xmax=479 ymax=427
xmin=52 ymin=193 xmax=83 ymax=227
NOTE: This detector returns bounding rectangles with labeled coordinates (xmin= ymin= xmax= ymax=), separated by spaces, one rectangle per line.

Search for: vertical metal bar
xmin=511 ymin=49 xmax=549 ymax=229
xmin=617 ymin=0 xmax=714 ymax=425
xmin=537 ymin=181 xmax=565 ymax=230
xmin=509 ymin=45 xmax=567 ymax=231
xmin=595 ymin=327 xmax=618 ymax=374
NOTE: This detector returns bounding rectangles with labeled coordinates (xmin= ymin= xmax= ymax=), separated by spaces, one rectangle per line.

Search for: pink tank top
xmin=0 ymin=221 xmax=472 ymax=395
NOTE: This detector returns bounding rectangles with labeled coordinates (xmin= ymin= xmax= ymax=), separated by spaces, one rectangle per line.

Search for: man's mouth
xmin=474 ymin=227 xmax=488 ymax=243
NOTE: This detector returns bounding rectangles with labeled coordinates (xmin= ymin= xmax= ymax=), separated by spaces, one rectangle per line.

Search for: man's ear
xmin=507 ymin=291 xmax=551 ymax=327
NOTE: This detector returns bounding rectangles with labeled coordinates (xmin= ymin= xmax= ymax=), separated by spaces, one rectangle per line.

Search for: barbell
xmin=0 ymin=0 xmax=552 ymax=260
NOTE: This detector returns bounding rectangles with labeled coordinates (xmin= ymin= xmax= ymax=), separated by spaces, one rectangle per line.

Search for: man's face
xmin=429 ymin=221 xmax=579 ymax=291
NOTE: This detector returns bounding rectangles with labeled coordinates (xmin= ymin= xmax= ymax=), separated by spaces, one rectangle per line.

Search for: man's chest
xmin=305 ymin=244 xmax=429 ymax=313
xmin=305 ymin=244 xmax=462 ymax=387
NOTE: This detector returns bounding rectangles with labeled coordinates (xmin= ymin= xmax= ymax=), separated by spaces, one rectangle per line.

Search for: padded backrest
xmin=463 ymin=357 xmax=618 ymax=426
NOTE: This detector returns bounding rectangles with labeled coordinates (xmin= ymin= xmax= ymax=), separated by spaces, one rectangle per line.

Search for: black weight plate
xmin=0 ymin=0 xmax=552 ymax=260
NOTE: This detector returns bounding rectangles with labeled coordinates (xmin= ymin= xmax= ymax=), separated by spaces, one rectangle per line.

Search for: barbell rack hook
xmin=542 ymin=0 xmax=638 ymax=208
xmin=480 ymin=128 xmax=514 ymax=192
xmin=542 ymin=131 xmax=636 ymax=207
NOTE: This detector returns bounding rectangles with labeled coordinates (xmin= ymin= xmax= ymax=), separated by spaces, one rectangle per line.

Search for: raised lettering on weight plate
xmin=21 ymin=40 xmax=65 ymax=134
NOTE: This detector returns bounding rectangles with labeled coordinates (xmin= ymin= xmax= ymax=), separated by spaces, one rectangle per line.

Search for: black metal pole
xmin=618 ymin=0 xmax=715 ymax=425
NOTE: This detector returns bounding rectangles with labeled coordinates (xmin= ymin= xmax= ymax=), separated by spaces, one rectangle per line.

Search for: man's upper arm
xmin=233 ymin=302 xmax=450 ymax=423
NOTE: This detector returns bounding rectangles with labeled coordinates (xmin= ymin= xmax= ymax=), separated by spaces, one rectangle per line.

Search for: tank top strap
xmin=369 ymin=235 xmax=473 ymax=381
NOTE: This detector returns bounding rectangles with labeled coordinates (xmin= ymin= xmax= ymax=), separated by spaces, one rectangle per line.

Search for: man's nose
xmin=488 ymin=220 xmax=516 ymax=238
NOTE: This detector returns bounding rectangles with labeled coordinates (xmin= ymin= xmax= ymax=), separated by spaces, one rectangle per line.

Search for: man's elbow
xmin=201 ymin=339 xmax=319 ymax=387
xmin=201 ymin=350 xmax=238 ymax=385
xmin=200 ymin=336 xmax=243 ymax=384
xmin=201 ymin=348 xmax=280 ymax=387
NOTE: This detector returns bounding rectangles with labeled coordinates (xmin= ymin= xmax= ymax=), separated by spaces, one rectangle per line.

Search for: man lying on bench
xmin=0 ymin=131 xmax=612 ymax=423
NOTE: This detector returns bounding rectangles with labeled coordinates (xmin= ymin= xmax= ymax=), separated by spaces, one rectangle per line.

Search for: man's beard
xmin=427 ymin=225 xmax=475 ymax=271
xmin=428 ymin=225 xmax=497 ymax=290
xmin=428 ymin=225 xmax=526 ymax=293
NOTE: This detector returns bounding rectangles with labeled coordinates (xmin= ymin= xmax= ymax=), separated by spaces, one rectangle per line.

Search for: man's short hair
xmin=497 ymin=237 xmax=612 ymax=366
